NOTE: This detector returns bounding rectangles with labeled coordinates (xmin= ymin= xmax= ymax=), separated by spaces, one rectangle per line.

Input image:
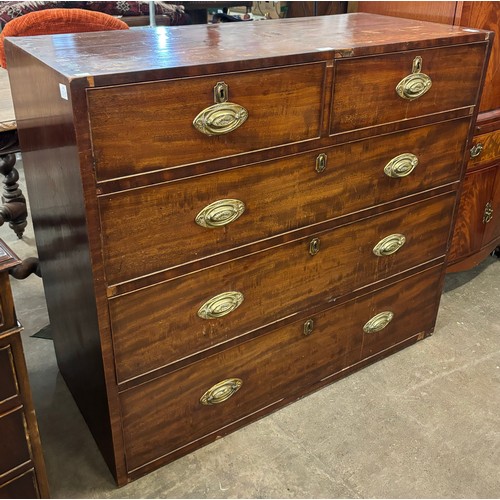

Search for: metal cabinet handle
xmin=200 ymin=378 xmax=243 ymax=405
xmin=363 ymin=311 xmax=394 ymax=334
xmin=195 ymin=199 xmax=245 ymax=228
xmin=470 ymin=143 xmax=484 ymax=158
xmin=197 ymin=291 xmax=244 ymax=320
xmin=384 ymin=153 xmax=419 ymax=178
xmin=193 ymin=81 xmax=248 ymax=136
xmin=396 ymin=56 xmax=432 ymax=101
xmin=373 ymin=234 xmax=406 ymax=257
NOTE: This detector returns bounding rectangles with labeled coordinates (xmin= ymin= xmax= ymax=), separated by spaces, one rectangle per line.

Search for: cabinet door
xmin=448 ymin=167 xmax=496 ymax=263
xmin=482 ymin=165 xmax=500 ymax=246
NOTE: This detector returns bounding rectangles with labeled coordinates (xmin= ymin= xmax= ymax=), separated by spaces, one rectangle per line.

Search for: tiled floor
xmin=3 ymin=158 xmax=500 ymax=498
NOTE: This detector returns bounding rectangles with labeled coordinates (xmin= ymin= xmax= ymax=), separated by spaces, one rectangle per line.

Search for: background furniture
xmin=0 ymin=1 xmax=190 ymax=29
xmin=0 ymin=239 xmax=49 ymax=498
xmin=6 ymin=14 xmax=491 ymax=485
xmin=0 ymin=69 xmax=26 ymax=239
xmin=354 ymin=1 xmax=500 ymax=270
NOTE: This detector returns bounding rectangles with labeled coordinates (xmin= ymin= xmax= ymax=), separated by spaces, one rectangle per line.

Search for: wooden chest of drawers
xmin=5 ymin=14 xmax=492 ymax=485
xmin=0 ymin=240 xmax=49 ymax=498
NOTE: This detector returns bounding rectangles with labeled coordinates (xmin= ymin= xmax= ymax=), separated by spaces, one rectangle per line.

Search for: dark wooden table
xmin=0 ymin=68 xmax=27 ymax=239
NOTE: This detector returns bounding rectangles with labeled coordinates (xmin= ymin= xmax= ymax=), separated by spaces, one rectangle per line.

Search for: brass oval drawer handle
xmin=193 ymin=102 xmax=248 ymax=136
xmin=384 ymin=153 xmax=419 ymax=178
xmin=396 ymin=56 xmax=432 ymax=101
xmin=200 ymin=378 xmax=243 ymax=405
xmin=195 ymin=199 xmax=245 ymax=228
xmin=198 ymin=291 xmax=244 ymax=320
xmin=470 ymin=142 xmax=484 ymax=158
xmin=363 ymin=311 xmax=394 ymax=334
xmin=373 ymin=234 xmax=406 ymax=257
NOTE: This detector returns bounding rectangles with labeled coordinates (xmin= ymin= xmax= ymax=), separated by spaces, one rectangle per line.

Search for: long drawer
xmin=88 ymin=63 xmax=326 ymax=180
xmin=331 ymin=43 xmax=485 ymax=134
xmin=110 ymin=192 xmax=455 ymax=383
xmin=100 ymin=119 xmax=467 ymax=284
xmin=120 ymin=264 xmax=442 ymax=473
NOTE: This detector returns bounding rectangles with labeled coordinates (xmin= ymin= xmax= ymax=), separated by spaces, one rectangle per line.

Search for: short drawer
xmin=88 ymin=63 xmax=326 ymax=180
xmin=120 ymin=265 xmax=442 ymax=473
xmin=468 ymin=129 xmax=500 ymax=170
xmin=331 ymin=43 xmax=485 ymax=134
xmin=110 ymin=192 xmax=455 ymax=383
xmin=0 ymin=344 xmax=18 ymax=406
xmin=0 ymin=407 xmax=31 ymax=477
xmin=100 ymin=118 xmax=468 ymax=284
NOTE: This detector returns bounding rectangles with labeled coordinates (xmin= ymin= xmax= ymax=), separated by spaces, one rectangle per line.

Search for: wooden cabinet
xmin=0 ymin=240 xmax=49 ymax=498
xmin=355 ymin=1 xmax=500 ymax=269
xmin=5 ymin=14 xmax=491 ymax=485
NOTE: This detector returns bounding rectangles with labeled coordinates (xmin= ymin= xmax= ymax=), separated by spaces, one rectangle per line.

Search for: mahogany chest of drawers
xmin=0 ymin=239 xmax=49 ymax=498
xmin=5 ymin=14 xmax=492 ymax=485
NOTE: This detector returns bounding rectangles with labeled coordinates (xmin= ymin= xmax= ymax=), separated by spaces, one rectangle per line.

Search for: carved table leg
xmin=0 ymin=130 xmax=27 ymax=239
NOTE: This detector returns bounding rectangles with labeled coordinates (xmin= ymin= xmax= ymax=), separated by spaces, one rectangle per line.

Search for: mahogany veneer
xmin=4 ymin=14 xmax=492 ymax=485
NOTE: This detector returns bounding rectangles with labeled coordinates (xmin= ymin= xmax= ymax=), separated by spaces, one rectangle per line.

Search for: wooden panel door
xmin=448 ymin=167 xmax=497 ymax=263
xmin=482 ymin=165 xmax=500 ymax=246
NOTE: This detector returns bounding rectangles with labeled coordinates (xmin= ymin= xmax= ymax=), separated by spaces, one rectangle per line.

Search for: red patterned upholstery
xmin=0 ymin=8 xmax=129 ymax=68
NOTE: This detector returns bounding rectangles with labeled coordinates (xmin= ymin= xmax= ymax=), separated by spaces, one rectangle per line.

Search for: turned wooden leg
xmin=0 ymin=151 xmax=27 ymax=238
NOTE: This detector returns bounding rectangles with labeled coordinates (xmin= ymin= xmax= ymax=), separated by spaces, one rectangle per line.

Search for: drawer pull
xmin=195 ymin=199 xmax=245 ymax=228
xmin=384 ymin=153 xmax=419 ymax=178
xmin=373 ymin=234 xmax=406 ymax=256
xmin=303 ymin=319 xmax=314 ymax=336
xmin=315 ymin=153 xmax=327 ymax=173
xmin=193 ymin=82 xmax=248 ymax=136
xmin=470 ymin=143 xmax=484 ymax=158
xmin=198 ymin=291 xmax=244 ymax=319
xmin=200 ymin=378 xmax=243 ymax=405
xmin=309 ymin=237 xmax=321 ymax=256
xmin=396 ymin=56 xmax=432 ymax=101
xmin=483 ymin=201 xmax=493 ymax=224
xmin=363 ymin=311 xmax=394 ymax=334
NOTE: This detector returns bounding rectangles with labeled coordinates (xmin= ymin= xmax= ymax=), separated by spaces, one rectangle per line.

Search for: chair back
xmin=0 ymin=8 xmax=129 ymax=68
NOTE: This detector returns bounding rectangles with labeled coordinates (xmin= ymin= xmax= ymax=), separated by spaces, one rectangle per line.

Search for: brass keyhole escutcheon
xmin=315 ymin=153 xmax=327 ymax=173
xmin=303 ymin=319 xmax=314 ymax=336
xmin=309 ymin=238 xmax=320 ymax=256
xmin=214 ymin=81 xmax=229 ymax=103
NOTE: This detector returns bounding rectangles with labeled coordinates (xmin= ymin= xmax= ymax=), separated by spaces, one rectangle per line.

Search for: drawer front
xmin=0 ymin=344 xmax=18 ymax=405
xmin=88 ymin=63 xmax=326 ymax=180
xmin=0 ymin=274 xmax=16 ymax=331
xmin=120 ymin=265 xmax=442 ymax=472
xmin=0 ymin=408 xmax=31 ymax=477
xmin=110 ymin=193 xmax=455 ymax=383
xmin=0 ymin=470 xmax=39 ymax=499
xmin=100 ymin=118 xmax=468 ymax=284
xmin=331 ymin=44 xmax=485 ymax=134
xmin=468 ymin=129 xmax=500 ymax=170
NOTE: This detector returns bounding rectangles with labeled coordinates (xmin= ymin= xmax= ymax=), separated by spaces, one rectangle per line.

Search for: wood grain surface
xmin=468 ymin=128 xmax=500 ymax=170
xmin=120 ymin=264 xmax=442 ymax=473
xmin=88 ymin=63 xmax=326 ymax=179
xmin=331 ymin=43 xmax=486 ymax=133
xmin=448 ymin=166 xmax=497 ymax=263
xmin=110 ymin=192 xmax=455 ymax=383
xmin=100 ymin=118 xmax=468 ymax=284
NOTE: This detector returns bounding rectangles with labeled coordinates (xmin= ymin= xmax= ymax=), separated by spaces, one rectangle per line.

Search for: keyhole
xmin=413 ymin=56 xmax=422 ymax=73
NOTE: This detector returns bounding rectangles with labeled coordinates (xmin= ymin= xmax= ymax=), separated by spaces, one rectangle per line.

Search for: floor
xmin=3 ymin=157 xmax=500 ymax=498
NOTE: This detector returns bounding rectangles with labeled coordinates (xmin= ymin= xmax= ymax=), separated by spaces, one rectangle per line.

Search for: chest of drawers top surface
xmin=5 ymin=13 xmax=490 ymax=83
